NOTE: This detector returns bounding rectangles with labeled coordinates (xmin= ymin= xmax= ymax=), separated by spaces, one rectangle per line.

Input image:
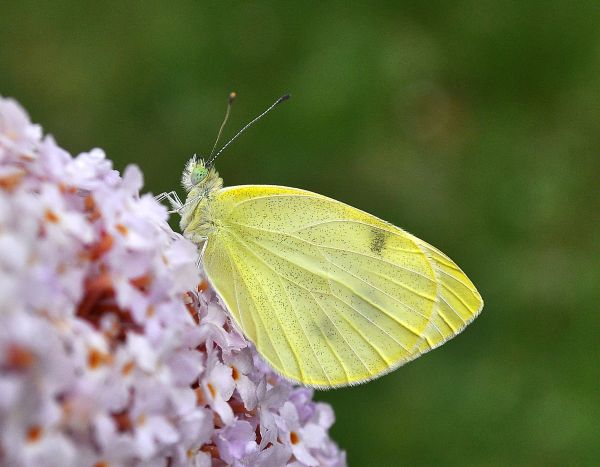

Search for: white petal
xmin=209 ymin=362 xmax=235 ymax=398
xmin=212 ymin=394 xmax=234 ymax=426
xmin=127 ymin=333 xmax=158 ymax=372
xmin=236 ymin=374 xmax=258 ymax=411
xmin=300 ymin=423 xmax=326 ymax=449
xmin=253 ymin=443 xmax=292 ymax=467
xmin=314 ymin=402 xmax=335 ymax=429
xmin=122 ymin=164 xmax=144 ymax=195
xmin=280 ymin=401 xmax=300 ymax=430
xmin=292 ymin=442 xmax=319 ymax=467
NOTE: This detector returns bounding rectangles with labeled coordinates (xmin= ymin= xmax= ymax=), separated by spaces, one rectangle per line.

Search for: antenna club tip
xmin=279 ymin=94 xmax=291 ymax=102
xmin=228 ymin=91 xmax=237 ymax=103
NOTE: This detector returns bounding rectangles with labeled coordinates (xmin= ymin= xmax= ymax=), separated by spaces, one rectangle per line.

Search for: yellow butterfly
xmin=159 ymin=94 xmax=483 ymax=388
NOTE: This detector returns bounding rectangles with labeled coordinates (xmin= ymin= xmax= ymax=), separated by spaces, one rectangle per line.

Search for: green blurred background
xmin=2 ymin=2 xmax=599 ymax=465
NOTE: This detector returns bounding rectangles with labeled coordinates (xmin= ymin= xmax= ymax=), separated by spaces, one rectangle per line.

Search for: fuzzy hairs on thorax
xmin=179 ymin=156 xmax=223 ymax=242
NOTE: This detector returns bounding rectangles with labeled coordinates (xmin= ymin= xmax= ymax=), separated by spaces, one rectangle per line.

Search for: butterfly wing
xmin=203 ymin=185 xmax=483 ymax=388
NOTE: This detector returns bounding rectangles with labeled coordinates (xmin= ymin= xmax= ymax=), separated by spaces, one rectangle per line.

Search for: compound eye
xmin=191 ymin=167 xmax=208 ymax=185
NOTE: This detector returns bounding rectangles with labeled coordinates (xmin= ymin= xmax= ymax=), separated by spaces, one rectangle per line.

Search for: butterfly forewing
xmin=203 ymin=185 xmax=483 ymax=387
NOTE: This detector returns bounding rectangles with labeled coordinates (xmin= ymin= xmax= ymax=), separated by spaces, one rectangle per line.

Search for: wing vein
xmin=226 ymin=229 xmax=356 ymax=384
xmin=308 ymin=290 xmax=354 ymax=384
xmin=292 ymin=219 xmax=421 ymax=253
xmin=437 ymin=268 xmax=480 ymax=298
xmin=327 ymin=291 xmax=400 ymax=364
xmin=435 ymin=304 xmax=458 ymax=333
xmin=222 ymin=241 xmax=288 ymax=371
xmin=227 ymin=228 xmax=397 ymax=367
xmin=231 ymin=221 xmax=437 ymax=283
xmin=238 ymin=228 xmax=424 ymax=340
xmin=231 ymin=193 xmax=320 ymax=211
xmin=364 ymin=266 xmax=437 ymax=302
xmin=276 ymin=274 xmax=324 ymax=385
xmin=440 ymin=281 xmax=474 ymax=317
xmin=439 ymin=295 xmax=466 ymax=326
xmin=358 ymin=266 xmax=445 ymax=341
xmin=321 ymin=251 xmax=427 ymax=339
xmin=421 ymin=248 xmax=462 ymax=272
xmin=227 ymin=231 xmax=331 ymax=385
xmin=225 ymin=248 xmax=258 ymax=341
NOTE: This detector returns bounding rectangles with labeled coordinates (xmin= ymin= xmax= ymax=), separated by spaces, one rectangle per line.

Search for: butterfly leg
xmin=196 ymin=238 xmax=209 ymax=267
xmin=155 ymin=191 xmax=183 ymax=213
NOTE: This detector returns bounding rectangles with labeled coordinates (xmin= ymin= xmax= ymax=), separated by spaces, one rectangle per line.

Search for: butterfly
xmin=158 ymin=93 xmax=483 ymax=388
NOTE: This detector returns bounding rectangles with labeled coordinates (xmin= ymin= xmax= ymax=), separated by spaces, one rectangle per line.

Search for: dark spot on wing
xmin=370 ymin=228 xmax=387 ymax=255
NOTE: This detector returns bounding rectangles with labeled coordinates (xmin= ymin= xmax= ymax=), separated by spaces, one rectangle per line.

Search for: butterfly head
xmin=181 ymin=155 xmax=222 ymax=194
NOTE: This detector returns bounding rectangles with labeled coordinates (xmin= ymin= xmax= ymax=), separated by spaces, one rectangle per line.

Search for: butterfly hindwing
xmin=203 ymin=185 xmax=483 ymax=387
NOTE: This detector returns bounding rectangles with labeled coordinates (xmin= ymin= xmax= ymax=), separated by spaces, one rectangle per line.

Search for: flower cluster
xmin=0 ymin=97 xmax=346 ymax=466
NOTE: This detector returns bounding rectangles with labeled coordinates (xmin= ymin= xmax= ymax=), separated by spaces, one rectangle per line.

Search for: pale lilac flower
xmin=0 ymin=97 xmax=41 ymax=161
xmin=0 ymin=96 xmax=346 ymax=466
xmin=202 ymin=354 xmax=236 ymax=425
xmin=215 ymin=419 xmax=258 ymax=464
xmin=222 ymin=348 xmax=258 ymax=410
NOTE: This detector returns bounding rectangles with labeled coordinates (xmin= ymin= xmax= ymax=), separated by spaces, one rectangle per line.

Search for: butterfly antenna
xmin=209 ymin=91 xmax=237 ymax=158
xmin=206 ymin=93 xmax=290 ymax=167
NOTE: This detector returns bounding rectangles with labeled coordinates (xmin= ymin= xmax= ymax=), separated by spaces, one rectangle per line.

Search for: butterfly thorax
xmin=179 ymin=156 xmax=223 ymax=243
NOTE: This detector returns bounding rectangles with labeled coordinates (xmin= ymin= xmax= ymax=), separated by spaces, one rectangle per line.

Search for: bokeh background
xmin=2 ymin=2 xmax=599 ymax=465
